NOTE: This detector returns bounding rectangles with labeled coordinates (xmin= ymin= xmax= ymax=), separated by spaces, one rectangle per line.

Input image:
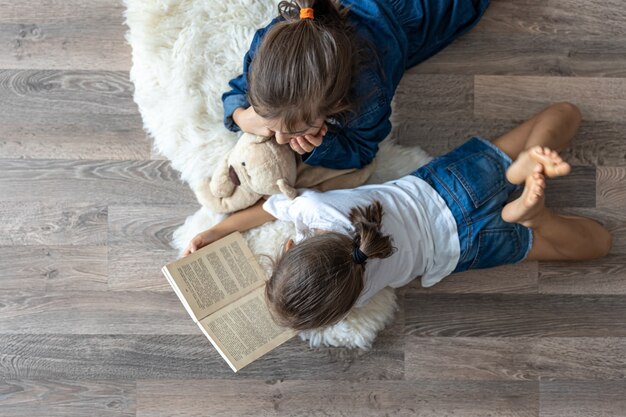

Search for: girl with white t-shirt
xmin=183 ymin=103 xmax=611 ymax=331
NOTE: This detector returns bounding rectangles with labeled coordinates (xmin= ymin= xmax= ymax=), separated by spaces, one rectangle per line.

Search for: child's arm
xmin=182 ymin=199 xmax=275 ymax=257
xmin=302 ymin=71 xmax=393 ymax=169
xmin=304 ymin=106 xmax=392 ymax=169
xmin=232 ymin=106 xmax=274 ymax=137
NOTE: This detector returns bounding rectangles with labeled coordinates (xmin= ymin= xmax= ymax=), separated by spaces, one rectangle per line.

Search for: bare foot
xmin=502 ymin=172 xmax=546 ymax=227
xmin=506 ymin=146 xmax=571 ymax=184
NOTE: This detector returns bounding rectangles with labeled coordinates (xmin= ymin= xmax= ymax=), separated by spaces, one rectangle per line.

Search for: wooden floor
xmin=1 ymin=0 xmax=625 ymax=416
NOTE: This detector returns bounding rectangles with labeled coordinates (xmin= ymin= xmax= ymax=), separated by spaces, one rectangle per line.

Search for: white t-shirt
xmin=262 ymin=175 xmax=460 ymax=307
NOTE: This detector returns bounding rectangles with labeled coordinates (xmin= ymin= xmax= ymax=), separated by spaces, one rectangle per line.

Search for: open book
xmin=161 ymin=232 xmax=296 ymax=372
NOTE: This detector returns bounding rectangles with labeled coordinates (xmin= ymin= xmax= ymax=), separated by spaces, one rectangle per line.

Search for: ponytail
xmin=349 ymin=200 xmax=396 ymax=265
xmin=277 ymin=0 xmax=348 ymax=25
xmin=265 ymin=201 xmax=395 ymax=330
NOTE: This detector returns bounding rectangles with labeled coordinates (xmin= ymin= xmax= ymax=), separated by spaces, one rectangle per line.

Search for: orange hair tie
xmin=300 ymin=7 xmax=314 ymax=20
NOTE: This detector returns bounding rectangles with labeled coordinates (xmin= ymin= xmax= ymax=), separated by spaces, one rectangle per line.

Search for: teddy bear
xmin=194 ymin=132 xmax=375 ymax=214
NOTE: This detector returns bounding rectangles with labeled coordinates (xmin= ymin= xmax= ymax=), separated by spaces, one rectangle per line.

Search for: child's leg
xmin=492 ymin=102 xmax=581 ymax=184
xmin=502 ymin=170 xmax=612 ymax=261
xmin=492 ymin=102 xmax=582 ymax=159
xmin=528 ymin=211 xmax=613 ymax=261
xmin=498 ymin=113 xmax=611 ymax=260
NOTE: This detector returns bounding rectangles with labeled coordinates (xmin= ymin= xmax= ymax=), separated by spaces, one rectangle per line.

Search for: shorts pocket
xmin=447 ymin=152 xmax=506 ymax=208
xmin=469 ymin=228 xmax=521 ymax=270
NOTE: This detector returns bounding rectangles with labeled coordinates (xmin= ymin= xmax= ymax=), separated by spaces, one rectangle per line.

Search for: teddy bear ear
xmin=252 ymin=134 xmax=273 ymax=144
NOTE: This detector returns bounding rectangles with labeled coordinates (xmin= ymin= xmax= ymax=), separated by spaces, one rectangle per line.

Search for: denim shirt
xmin=222 ymin=0 xmax=489 ymax=169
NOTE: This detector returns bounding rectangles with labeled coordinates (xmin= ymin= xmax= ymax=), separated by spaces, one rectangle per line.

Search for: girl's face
xmin=265 ymin=117 xmax=325 ymax=145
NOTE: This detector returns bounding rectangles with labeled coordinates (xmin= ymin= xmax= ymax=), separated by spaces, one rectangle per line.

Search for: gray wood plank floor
xmin=1 ymin=0 xmax=625 ymax=416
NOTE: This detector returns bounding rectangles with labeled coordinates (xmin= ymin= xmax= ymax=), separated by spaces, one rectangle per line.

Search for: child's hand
xmin=182 ymin=229 xmax=222 ymax=257
xmin=289 ymin=123 xmax=327 ymax=154
xmin=232 ymin=107 xmax=274 ymax=137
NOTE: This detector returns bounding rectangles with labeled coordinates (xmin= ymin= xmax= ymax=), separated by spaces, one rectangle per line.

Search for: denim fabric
xmin=411 ymin=137 xmax=533 ymax=272
xmin=222 ymin=0 xmax=490 ymax=169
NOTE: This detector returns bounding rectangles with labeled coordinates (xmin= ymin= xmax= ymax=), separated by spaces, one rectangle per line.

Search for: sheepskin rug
xmin=124 ymin=0 xmax=431 ymax=349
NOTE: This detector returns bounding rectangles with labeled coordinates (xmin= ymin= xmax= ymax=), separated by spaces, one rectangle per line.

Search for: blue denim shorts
xmin=411 ymin=137 xmax=533 ymax=272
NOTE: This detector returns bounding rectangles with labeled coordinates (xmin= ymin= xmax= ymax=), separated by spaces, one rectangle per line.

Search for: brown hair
xmin=265 ymin=201 xmax=396 ymax=330
xmin=248 ymin=0 xmax=362 ymax=132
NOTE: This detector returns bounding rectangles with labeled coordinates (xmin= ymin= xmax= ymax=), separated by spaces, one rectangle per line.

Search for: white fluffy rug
xmin=124 ymin=0 xmax=431 ymax=349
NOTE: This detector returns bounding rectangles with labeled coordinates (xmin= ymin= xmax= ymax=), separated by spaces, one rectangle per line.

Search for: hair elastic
xmin=352 ymin=246 xmax=368 ymax=265
xmin=300 ymin=7 xmax=314 ymax=20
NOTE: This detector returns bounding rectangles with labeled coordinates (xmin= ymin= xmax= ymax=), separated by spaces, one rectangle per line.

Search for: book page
xmin=162 ymin=232 xmax=266 ymax=321
xmin=198 ymin=286 xmax=296 ymax=372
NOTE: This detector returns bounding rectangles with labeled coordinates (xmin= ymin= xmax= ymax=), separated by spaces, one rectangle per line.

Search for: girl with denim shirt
xmin=186 ymin=103 xmax=612 ymax=330
xmin=223 ymin=0 xmax=490 ymax=169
